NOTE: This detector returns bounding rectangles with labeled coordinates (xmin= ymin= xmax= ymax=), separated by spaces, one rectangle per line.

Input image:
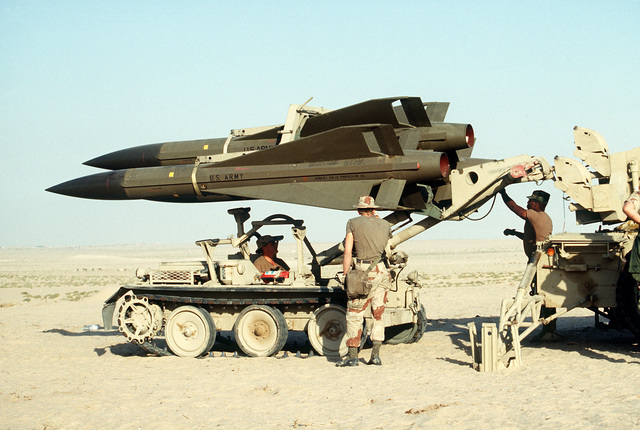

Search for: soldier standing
xmin=337 ymin=195 xmax=392 ymax=367
xmin=499 ymin=189 xmax=553 ymax=258
xmin=499 ymin=189 xmax=556 ymax=338
xmin=622 ymin=188 xmax=640 ymax=278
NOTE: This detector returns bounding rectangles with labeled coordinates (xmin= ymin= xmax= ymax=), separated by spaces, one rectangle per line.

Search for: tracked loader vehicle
xmin=102 ymin=208 xmax=427 ymax=358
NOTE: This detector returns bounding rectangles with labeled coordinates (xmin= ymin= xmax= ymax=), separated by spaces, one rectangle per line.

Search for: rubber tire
xmin=234 ymin=305 xmax=288 ymax=357
xmin=409 ymin=308 xmax=428 ymax=344
xmin=165 ymin=306 xmax=216 ymax=357
xmin=385 ymin=323 xmax=419 ymax=345
xmin=384 ymin=304 xmax=427 ymax=345
xmin=307 ymin=304 xmax=348 ymax=357
xmin=616 ymin=270 xmax=640 ymax=338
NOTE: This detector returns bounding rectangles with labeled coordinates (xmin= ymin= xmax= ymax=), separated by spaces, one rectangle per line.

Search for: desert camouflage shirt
xmin=625 ymin=190 xmax=640 ymax=213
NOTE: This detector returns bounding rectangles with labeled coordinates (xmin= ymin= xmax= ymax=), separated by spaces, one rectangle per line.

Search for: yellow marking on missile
xmin=203 ymin=144 xmax=209 ymax=150
xmin=173 ymin=194 xmax=179 ymax=197
xmin=169 ymin=172 xmax=174 ymax=177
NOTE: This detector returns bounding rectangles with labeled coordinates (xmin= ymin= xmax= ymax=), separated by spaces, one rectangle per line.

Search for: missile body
xmin=84 ymin=97 xmax=473 ymax=171
xmin=48 ymin=97 xmax=475 ymax=211
xmin=64 ymin=155 xmax=442 ymax=192
xmin=85 ymin=134 xmax=280 ymax=170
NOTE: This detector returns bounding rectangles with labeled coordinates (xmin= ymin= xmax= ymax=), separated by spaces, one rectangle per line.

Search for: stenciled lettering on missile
xmin=313 ymin=174 xmax=365 ymax=181
xmin=309 ymin=160 xmax=339 ymax=168
xmin=243 ymin=145 xmax=274 ymax=151
xmin=343 ymin=159 xmax=365 ymax=166
xmin=209 ymin=173 xmax=245 ymax=182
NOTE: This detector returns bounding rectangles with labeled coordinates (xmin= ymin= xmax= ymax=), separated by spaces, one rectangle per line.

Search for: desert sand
xmin=1 ymin=240 xmax=639 ymax=429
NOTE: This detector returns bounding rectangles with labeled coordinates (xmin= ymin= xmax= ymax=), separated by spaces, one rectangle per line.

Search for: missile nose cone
xmin=84 ymin=143 xmax=162 ymax=170
xmin=46 ymin=171 xmax=127 ymax=200
xmin=83 ymin=154 xmax=120 ymax=170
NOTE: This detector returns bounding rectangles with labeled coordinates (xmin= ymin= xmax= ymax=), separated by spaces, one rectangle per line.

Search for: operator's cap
xmin=256 ymin=235 xmax=284 ymax=250
xmin=527 ymin=190 xmax=550 ymax=204
xmin=354 ymin=195 xmax=380 ymax=209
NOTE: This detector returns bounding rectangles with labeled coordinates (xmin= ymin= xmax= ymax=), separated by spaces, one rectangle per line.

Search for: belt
xmin=356 ymin=259 xmax=376 ymax=264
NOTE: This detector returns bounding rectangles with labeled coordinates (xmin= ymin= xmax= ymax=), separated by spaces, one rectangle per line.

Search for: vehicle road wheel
xmin=384 ymin=322 xmax=418 ymax=345
xmin=409 ymin=307 xmax=428 ymax=344
xmin=234 ymin=305 xmax=288 ymax=357
xmin=307 ymin=304 xmax=348 ymax=357
xmin=616 ymin=270 xmax=640 ymax=338
xmin=385 ymin=304 xmax=427 ymax=345
xmin=165 ymin=306 xmax=216 ymax=357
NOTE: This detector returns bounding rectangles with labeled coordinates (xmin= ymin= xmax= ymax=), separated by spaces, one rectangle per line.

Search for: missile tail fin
xmin=214 ymin=124 xmax=403 ymax=167
xmin=300 ymin=97 xmax=429 ymax=137
xmin=424 ymin=102 xmax=450 ymax=123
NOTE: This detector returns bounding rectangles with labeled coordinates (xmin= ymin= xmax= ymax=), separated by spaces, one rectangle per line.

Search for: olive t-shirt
xmin=346 ymin=216 xmax=392 ymax=261
xmin=253 ymin=256 xmax=290 ymax=272
xmin=523 ymin=209 xmax=553 ymax=257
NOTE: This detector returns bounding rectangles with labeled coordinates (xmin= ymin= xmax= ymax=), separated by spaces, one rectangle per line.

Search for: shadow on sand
xmin=43 ymin=315 xmax=640 ymax=364
xmin=431 ymin=314 xmax=640 ymax=368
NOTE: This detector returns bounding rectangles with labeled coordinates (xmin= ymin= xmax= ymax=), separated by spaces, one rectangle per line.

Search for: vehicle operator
xmin=254 ymin=235 xmax=290 ymax=273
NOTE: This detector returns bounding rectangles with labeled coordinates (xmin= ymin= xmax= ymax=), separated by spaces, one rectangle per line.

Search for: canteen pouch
xmin=345 ymin=269 xmax=372 ymax=299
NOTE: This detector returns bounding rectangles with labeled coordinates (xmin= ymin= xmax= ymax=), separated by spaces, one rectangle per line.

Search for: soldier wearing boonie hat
xmin=256 ymin=235 xmax=283 ymax=251
xmin=254 ymin=235 xmax=290 ymax=273
xmin=337 ymin=195 xmax=392 ymax=367
xmin=353 ymin=195 xmax=380 ymax=209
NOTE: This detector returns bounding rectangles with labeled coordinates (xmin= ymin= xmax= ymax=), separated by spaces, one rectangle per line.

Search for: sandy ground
xmin=1 ymin=240 xmax=639 ymax=429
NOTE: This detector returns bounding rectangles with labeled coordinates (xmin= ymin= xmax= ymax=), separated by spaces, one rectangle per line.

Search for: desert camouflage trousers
xmin=345 ymin=261 xmax=391 ymax=347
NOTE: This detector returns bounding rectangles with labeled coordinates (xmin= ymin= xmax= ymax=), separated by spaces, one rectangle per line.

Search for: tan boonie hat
xmin=354 ymin=195 xmax=379 ymax=209
xmin=256 ymin=235 xmax=284 ymax=250
xmin=527 ymin=190 xmax=550 ymax=204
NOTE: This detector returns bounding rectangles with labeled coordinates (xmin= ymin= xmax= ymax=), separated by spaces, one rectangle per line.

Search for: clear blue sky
xmin=2 ymin=1 xmax=639 ymax=247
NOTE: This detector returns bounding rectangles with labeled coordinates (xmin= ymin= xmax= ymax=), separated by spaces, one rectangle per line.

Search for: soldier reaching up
xmin=499 ymin=189 xmax=553 ymax=258
xmin=500 ymin=189 xmax=557 ymax=339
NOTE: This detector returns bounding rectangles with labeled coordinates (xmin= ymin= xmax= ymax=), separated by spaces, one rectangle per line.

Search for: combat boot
xmin=367 ymin=341 xmax=382 ymax=366
xmin=336 ymin=347 xmax=359 ymax=367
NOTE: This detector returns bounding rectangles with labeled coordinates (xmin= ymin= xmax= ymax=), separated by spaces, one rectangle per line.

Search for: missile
xmin=47 ymin=124 xmax=451 ymax=211
xmin=82 ymin=97 xmax=473 ymax=171
xmin=48 ymin=97 xmax=480 ymax=212
xmin=84 ymin=131 xmax=280 ymax=170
